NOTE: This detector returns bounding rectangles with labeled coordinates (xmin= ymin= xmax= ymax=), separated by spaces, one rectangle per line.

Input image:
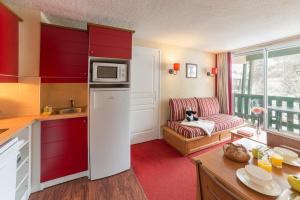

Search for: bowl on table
xmin=245 ymin=165 xmax=273 ymax=186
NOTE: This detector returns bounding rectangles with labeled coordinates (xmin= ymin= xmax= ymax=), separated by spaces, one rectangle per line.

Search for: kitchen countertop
xmin=38 ymin=112 xmax=87 ymax=121
xmin=0 ymin=112 xmax=88 ymax=145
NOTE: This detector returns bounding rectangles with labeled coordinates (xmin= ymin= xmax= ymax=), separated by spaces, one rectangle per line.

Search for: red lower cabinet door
xmin=41 ymin=117 xmax=88 ymax=182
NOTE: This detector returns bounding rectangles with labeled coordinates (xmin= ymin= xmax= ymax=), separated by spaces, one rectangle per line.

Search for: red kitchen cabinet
xmin=88 ymin=24 xmax=134 ymax=59
xmin=0 ymin=75 xmax=18 ymax=83
xmin=41 ymin=117 xmax=88 ymax=182
xmin=0 ymin=3 xmax=22 ymax=82
xmin=40 ymin=23 xmax=88 ymax=83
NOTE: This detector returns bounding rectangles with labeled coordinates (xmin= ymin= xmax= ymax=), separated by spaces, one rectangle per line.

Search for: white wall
xmin=133 ymin=39 xmax=216 ymax=125
xmin=18 ymin=7 xmax=41 ymax=77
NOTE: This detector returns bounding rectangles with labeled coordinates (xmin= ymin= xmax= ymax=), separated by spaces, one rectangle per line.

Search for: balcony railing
xmin=233 ymin=93 xmax=300 ymax=136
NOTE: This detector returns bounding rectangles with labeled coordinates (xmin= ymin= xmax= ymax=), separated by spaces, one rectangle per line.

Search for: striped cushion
xmin=167 ymin=114 xmax=244 ymax=138
xmin=169 ymin=98 xmax=198 ymax=121
xmin=201 ymin=114 xmax=244 ymax=132
xmin=167 ymin=121 xmax=206 ymax=138
xmin=196 ymin=97 xmax=220 ymax=117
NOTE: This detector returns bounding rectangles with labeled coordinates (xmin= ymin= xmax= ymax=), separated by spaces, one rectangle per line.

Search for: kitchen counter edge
xmin=0 ymin=112 xmax=88 ymax=145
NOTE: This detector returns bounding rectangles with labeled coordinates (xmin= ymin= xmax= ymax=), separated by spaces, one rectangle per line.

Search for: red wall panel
xmin=0 ymin=3 xmax=19 ymax=81
xmin=40 ymin=24 xmax=88 ymax=83
xmin=89 ymin=25 xmax=133 ymax=59
xmin=41 ymin=117 xmax=88 ymax=182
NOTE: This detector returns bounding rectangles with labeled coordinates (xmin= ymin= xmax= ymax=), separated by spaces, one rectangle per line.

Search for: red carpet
xmin=131 ymin=139 xmax=228 ymax=200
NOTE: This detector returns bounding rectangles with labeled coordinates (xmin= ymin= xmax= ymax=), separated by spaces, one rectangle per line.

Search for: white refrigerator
xmin=89 ymin=88 xmax=130 ymax=180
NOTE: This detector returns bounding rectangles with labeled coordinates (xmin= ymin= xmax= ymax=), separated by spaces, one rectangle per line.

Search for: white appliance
xmin=89 ymin=88 xmax=130 ymax=180
xmin=0 ymin=138 xmax=19 ymax=200
xmin=92 ymin=62 xmax=127 ymax=82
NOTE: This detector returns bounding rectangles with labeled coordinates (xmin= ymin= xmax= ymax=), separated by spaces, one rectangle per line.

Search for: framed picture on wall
xmin=186 ymin=63 xmax=197 ymax=78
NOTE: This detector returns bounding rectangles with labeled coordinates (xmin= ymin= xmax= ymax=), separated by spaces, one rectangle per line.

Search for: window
xmin=232 ymin=46 xmax=300 ymax=138
xmin=232 ymin=52 xmax=265 ymax=126
xmin=267 ymin=47 xmax=300 ymax=136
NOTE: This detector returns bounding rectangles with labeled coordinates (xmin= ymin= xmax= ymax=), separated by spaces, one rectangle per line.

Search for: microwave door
xmin=97 ymin=66 xmax=118 ymax=82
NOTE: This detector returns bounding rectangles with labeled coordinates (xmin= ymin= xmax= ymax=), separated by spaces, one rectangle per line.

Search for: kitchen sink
xmin=0 ymin=128 xmax=9 ymax=134
xmin=58 ymin=107 xmax=83 ymax=114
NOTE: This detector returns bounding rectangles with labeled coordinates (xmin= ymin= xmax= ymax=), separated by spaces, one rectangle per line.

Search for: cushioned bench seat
xmin=163 ymin=97 xmax=245 ymax=155
xmin=167 ymin=121 xmax=207 ymax=138
xmin=167 ymin=114 xmax=244 ymax=139
xmin=203 ymin=114 xmax=244 ymax=133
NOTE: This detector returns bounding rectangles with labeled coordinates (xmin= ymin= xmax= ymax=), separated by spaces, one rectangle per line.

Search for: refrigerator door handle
xmin=92 ymin=92 xmax=97 ymax=109
xmin=154 ymin=91 xmax=157 ymax=104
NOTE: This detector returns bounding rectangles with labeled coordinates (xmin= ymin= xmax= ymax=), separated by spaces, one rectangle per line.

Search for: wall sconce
xmin=207 ymin=67 xmax=217 ymax=76
xmin=169 ymin=63 xmax=180 ymax=75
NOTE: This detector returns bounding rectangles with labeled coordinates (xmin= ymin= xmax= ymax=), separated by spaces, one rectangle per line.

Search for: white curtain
xmin=217 ymin=53 xmax=230 ymax=114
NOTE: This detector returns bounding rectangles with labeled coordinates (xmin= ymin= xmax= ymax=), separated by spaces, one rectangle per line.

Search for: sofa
xmin=163 ymin=97 xmax=244 ymax=155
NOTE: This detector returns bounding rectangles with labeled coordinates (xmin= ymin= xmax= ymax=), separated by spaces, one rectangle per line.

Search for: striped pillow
xmin=169 ymin=98 xmax=198 ymax=121
xmin=196 ymin=97 xmax=220 ymax=117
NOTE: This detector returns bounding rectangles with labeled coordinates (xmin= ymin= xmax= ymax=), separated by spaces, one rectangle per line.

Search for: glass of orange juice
xmin=258 ymin=159 xmax=272 ymax=173
xmin=270 ymin=153 xmax=283 ymax=168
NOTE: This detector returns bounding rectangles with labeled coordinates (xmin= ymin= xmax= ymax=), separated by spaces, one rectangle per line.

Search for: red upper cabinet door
xmin=0 ymin=3 xmax=21 ymax=82
xmin=88 ymin=24 xmax=134 ymax=59
xmin=40 ymin=24 xmax=89 ymax=83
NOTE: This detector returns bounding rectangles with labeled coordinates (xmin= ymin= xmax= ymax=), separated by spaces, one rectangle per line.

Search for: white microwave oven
xmin=92 ymin=62 xmax=127 ymax=82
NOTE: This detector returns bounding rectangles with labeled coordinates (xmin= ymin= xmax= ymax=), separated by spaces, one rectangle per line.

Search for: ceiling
xmin=8 ymin=0 xmax=300 ymax=52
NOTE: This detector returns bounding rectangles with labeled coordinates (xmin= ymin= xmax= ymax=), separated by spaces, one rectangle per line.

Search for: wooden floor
xmin=29 ymin=170 xmax=147 ymax=200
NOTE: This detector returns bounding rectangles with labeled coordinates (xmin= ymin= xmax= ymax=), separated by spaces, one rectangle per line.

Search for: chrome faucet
xmin=70 ymin=99 xmax=75 ymax=108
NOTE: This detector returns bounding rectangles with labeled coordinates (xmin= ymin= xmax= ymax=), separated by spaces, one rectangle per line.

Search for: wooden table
xmin=193 ymin=138 xmax=300 ymax=200
xmin=230 ymin=126 xmax=267 ymax=145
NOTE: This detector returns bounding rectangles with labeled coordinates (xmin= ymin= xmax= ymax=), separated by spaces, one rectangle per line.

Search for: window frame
xmin=232 ymin=43 xmax=300 ymax=137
